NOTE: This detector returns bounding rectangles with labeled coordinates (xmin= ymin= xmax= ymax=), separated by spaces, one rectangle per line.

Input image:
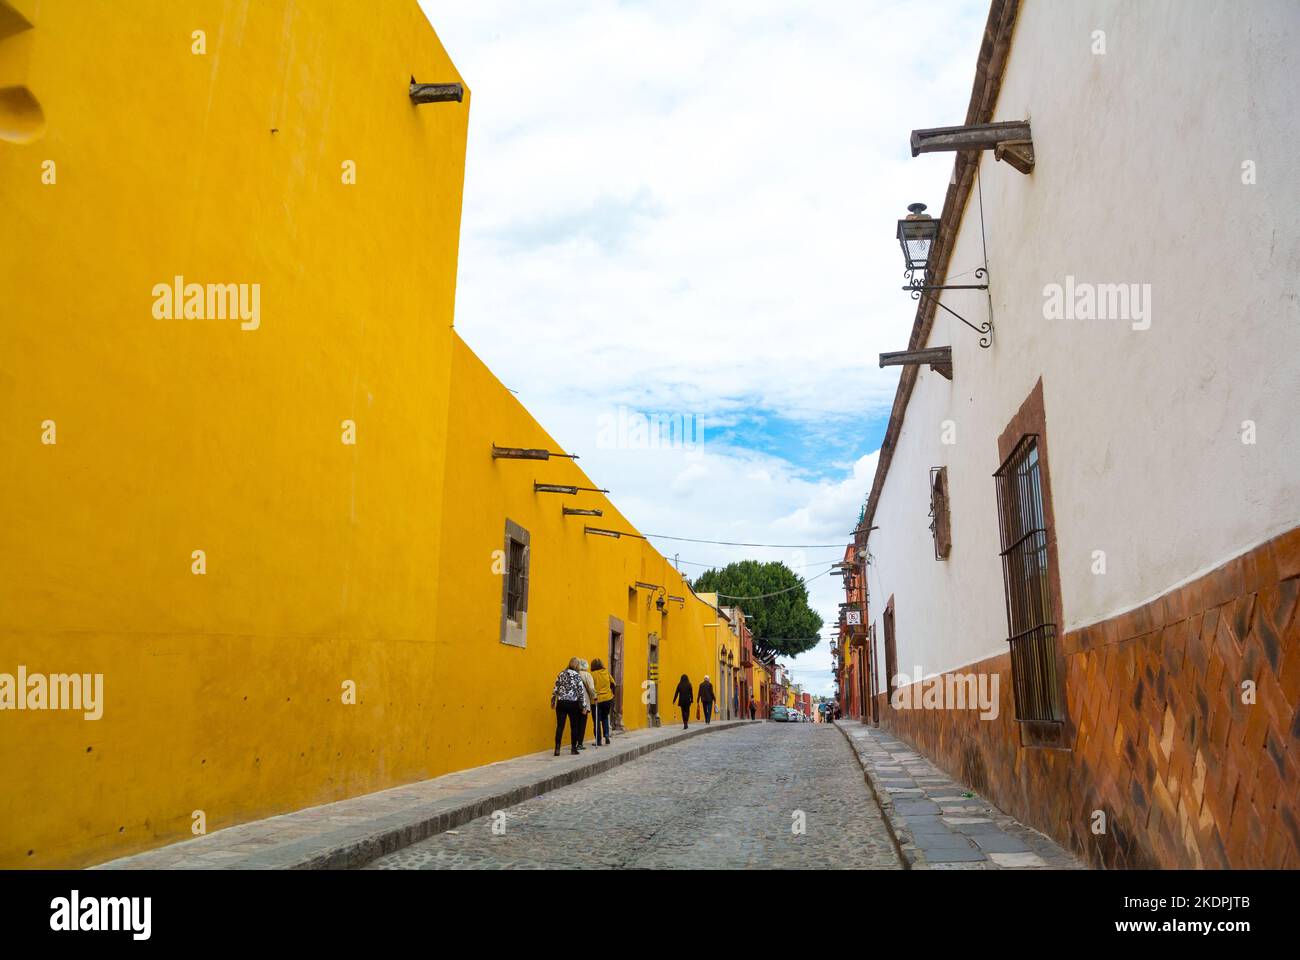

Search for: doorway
xmin=608 ymin=616 xmax=625 ymax=731
xmin=646 ymin=630 xmax=659 ymax=727
xmin=869 ymin=625 xmax=880 ymax=724
xmin=883 ymin=596 xmax=897 ymax=708
xmin=856 ymin=642 xmax=868 ymax=723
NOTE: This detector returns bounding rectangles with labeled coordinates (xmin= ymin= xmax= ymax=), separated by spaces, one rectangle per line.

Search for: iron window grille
xmin=499 ymin=519 xmax=530 ymax=647
xmin=993 ymin=436 xmax=1062 ymax=724
xmin=928 ymin=466 xmax=952 ymax=560
xmin=506 ymin=539 xmax=527 ymax=623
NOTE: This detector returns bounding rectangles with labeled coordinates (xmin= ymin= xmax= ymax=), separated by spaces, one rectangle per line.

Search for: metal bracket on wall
xmin=903 ymin=276 xmax=993 ymax=348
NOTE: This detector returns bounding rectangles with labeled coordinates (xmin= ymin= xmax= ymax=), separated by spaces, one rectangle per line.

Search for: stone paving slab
xmin=93 ymin=720 xmax=754 ymax=870
xmin=834 ymin=721 xmax=1084 ymax=870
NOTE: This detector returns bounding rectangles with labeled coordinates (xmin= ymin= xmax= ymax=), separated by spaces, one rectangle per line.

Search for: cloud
xmin=420 ymin=0 xmax=987 ymax=691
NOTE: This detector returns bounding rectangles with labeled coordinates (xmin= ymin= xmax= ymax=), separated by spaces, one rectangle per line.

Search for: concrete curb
xmin=833 ymin=720 xmax=925 ymax=870
xmin=95 ymin=720 xmax=755 ymax=871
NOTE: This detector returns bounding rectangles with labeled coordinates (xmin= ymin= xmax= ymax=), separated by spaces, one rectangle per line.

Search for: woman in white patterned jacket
xmin=551 ymin=657 xmax=589 ymax=756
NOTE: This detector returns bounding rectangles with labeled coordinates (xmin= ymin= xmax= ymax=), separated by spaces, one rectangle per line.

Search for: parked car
xmin=770 ymin=705 xmax=789 ymax=722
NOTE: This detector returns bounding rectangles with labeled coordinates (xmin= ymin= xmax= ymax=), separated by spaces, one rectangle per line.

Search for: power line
xmin=674 ymin=556 xmax=840 ymax=570
xmin=713 ymin=565 xmax=835 ymax=600
xmin=644 ymin=534 xmax=848 ymax=549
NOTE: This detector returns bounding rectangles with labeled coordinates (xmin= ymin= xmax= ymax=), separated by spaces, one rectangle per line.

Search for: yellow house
xmin=0 ymin=0 xmax=733 ymax=868
xmin=695 ymin=594 xmax=741 ymax=720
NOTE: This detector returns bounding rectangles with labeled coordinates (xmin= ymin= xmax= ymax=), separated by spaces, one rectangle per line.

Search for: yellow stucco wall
xmin=432 ymin=337 xmax=728 ymax=771
xmin=0 ymin=0 xmax=471 ymax=868
xmin=0 ymin=1 xmax=731 ymax=868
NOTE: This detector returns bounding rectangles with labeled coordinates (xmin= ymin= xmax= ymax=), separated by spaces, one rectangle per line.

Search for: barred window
xmin=994 ymin=436 xmax=1062 ymax=724
xmin=499 ymin=519 xmax=529 ymax=647
xmin=506 ymin=539 xmax=527 ymax=622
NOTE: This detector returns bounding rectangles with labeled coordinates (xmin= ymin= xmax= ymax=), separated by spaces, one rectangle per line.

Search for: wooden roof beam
xmin=409 ymin=79 xmax=464 ymax=104
xmin=879 ymin=346 xmax=953 ymax=380
xmin=910 ymin=120 xmax=1033 ymax=173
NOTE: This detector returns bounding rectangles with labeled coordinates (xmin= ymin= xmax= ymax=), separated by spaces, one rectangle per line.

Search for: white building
xmin=853 ymin=0 xmax=1300 ymax=869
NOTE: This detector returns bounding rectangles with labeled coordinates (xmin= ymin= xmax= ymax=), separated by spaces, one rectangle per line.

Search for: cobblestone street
xmin=366 ymin=722 xmax=903 ymax=870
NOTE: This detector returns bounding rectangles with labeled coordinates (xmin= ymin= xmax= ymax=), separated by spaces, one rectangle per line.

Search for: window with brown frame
xmin=928 ymin=466 xmax=952 ymax=560
xmin=499 ymin=519 xmax=529 ymax=647
xmin=993 ymin=436 xmax=1063 ymax=724
xmin=882 ymin=596 xmax=898 ymax=708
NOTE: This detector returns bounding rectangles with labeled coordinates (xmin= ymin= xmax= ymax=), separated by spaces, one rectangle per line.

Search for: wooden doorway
xmin=883 ymin=596 xmax=898 ymax=708
xmin=868 ymin=625 xmax=880 ymax=724
xmin=646 ymin=630 xmax=660 ymax=727
xmin=608 ymin=616 xmax=625 ymax=731
xmin=856 ymin=642 xmax=868 ymax=723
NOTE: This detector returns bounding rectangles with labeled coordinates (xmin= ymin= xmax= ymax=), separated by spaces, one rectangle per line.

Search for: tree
xmin=690 ymin=560 xmax=823 ymax=659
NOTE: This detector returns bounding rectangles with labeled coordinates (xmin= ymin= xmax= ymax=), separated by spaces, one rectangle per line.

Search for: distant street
xmin=367 ymin=722 xmax=903 ymax=870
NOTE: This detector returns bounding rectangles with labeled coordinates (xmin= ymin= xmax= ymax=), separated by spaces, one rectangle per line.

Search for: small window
xmin=928 ymin=466 xmax=952 ymax=560
xmin=499 ymin=519 xmax=530 ymax=647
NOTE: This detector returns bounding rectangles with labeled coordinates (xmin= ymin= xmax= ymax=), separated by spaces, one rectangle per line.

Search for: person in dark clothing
xmin=698 ymin=675 xmax=716 ymax=724
xmin=749 ymin=697 xmax=758 ymax=720
xmin=672 ymin=674 xmax=693 ymax=729
xmin=551 ymin=658 xmax=587 ymax=755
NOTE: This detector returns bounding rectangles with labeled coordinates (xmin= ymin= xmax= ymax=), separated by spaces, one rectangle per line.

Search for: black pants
xmin=679 ymin=704 xmax=690 ymax=728
xmin=749 ymin=705 xmax=756 ymax=720
xmin=703 ymin=701 xmax=713 ymax=724
xmin=595 ymin=700 xmax=613 ymax=743
xmin=555 ymin=700 xmax=583 ymax=751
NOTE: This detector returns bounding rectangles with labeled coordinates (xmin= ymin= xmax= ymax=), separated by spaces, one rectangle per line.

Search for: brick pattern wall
xmin=873 ymin=527 xmax=1300 ymax=869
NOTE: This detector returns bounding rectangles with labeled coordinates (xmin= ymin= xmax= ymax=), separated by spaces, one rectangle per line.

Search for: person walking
xmin=698 ymin=675 xmax=716 ymax=724
xmin=749 ymin=696 xmax=758 ymax=721
xmin=552 ymin=658 xmax=587 ymax=756
xmin=590 ymin=658 xmax=615 ymax=746
xmin=579 ymin=658 xmax=598 ymax=749
xmin=672 ymin=674 xmax=693 ymax=729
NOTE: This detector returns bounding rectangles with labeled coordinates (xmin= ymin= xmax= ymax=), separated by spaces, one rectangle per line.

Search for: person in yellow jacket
xmin=589 ymin=658 xmax=616 ymax=746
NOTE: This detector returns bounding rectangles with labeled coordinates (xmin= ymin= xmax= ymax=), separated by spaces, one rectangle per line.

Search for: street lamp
xmin=892 ymin=201 xmax=993 ymax=348
xmin=896 ymin=202 xmax=939 ymax=281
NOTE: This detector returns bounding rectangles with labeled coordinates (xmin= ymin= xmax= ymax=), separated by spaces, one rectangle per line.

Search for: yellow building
xmin=0 ymin=0 xmax=732 ymax=868
xmin=694 ymin=593 xmax=742 ymax=720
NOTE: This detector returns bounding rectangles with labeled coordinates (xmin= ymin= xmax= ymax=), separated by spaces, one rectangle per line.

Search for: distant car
xmin=770 ymin=705 xmax=789 ymax=722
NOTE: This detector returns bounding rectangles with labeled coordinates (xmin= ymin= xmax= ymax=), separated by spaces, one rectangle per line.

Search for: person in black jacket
xmin=698 ymin=675 xmax=716 ymax=724
xmin=672 ymin=674 xmax=693 ymax=729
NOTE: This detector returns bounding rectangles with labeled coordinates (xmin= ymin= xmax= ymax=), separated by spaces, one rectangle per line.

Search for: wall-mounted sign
xmin=846 ymin=610 xmax=861 ymax=625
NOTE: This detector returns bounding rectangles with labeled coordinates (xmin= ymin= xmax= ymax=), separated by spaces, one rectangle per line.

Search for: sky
xmin=420 ymin=0 xmax=989 ymax=696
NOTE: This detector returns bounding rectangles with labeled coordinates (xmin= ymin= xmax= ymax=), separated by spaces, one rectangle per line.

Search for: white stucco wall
xmin=868 ymin=0 xmax=1300 ymax=684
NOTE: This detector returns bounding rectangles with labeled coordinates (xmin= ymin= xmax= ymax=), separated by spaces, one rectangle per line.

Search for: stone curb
xmin=833 ymin=720 xmax=926 ymax=870
xmin=95 ymin=720 xmax=755 ymax=871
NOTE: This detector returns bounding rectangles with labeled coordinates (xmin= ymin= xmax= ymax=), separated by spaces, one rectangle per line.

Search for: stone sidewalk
xmin=93 ymin=719 xmax=753 ymax=870
xmin=835 ymin=721 xmax=1084 ymax=870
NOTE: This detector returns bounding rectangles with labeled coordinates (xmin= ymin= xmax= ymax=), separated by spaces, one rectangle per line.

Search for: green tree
xmin=690 ymin=560 xmax=823 ymax=659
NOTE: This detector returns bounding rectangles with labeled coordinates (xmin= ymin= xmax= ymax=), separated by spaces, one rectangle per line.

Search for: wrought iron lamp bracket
xmin=903 ymin=267 xmax=993 ymax=348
